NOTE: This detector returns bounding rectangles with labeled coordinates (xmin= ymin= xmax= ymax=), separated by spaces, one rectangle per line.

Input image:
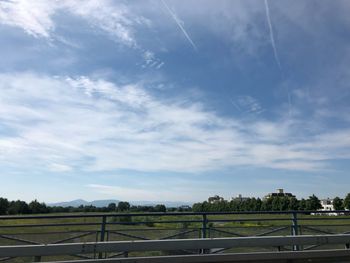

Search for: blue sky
xmin=0 ymin=0 xmax=350 ymax=203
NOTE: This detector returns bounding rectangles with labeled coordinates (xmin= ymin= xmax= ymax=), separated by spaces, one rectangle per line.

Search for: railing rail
xmin=0 ymin=234 xmax=350 ymax=257
xmin=0 ymin=210 xmax=349 ymax=220
xmin=0 ymin=210 xmax=349 ymax=231
xmin=50 ymin=249 xmax=350 ymax=263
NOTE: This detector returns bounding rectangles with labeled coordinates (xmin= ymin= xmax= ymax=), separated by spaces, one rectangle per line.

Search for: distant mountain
xmin=49 ymin=199 xmax=192 ymax=208
xmin=91 ymin=199 xmax=121 ymax=207
xmin=49 ymin=199 xmax=120 ymax=208
xmin=131 ymin=201 xmax=192 ymax=207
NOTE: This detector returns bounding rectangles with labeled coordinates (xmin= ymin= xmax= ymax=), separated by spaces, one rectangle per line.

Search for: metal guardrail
xmin=53 ymin=249 xmax=350 ymax=263
xmin=0 ymin=211 xmax=349 ymax=261
xmin=0 ymin=235 xmax=350 ymax=262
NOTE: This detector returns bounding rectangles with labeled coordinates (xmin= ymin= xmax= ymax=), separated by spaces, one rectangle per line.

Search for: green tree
xmin=271 ymin=197 xmax=282 ymax=211
xmin=154 ymin=204 xmax=166 ymax=212
xmin=298 ymin=198 xmax=307 ymax=210
xmin=29 ymin=200 xmax=48 ymax=214
xmin=229 ymin=200 xmax=240 ymax=211
xmin=254 ymin=198 xmax=262 ymax=211
xmin=288 ymin=197 xmax=299 ymax=210
xmin=201 ymin=201 xmax=210 ymax=212
xmin=261 ymin=198 xmax=273 ymax=211
xmin=305 ymin=195 xmax=322 ymax=210
xmin=344 ymin=193 xmax=350 ymax=210
xmin=192 ymin=202 xmax=204 ymax=212
xmin=0 ymin=198 xmax=9 ymax=215
xmin=332 ymin=197 xmax=344 ymax=210
xmin=83 ymin=205 xmax=97 ymax=212
xmin=107 ymin=203 xmax=117 ymax=212
xmin=279 ymin=197 xmax=290 ymax=211
xmin=117 ymin=201 xmax=130 ymax=212
xmin=248 ymin=198 xmax=260 ymax=211
xmin=8 ymin=200 xmax=30 ymax=215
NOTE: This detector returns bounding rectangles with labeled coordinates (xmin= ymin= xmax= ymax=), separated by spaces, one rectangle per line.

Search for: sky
xmin=0 ymin=0 xmax=350 ymax=203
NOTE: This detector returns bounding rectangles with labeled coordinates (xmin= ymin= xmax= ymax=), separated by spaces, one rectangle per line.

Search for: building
xmin=208 ymin=195 xmax=224 ymax=204
xmin=320 ymin=198 xmax=334 ymax=211
xmin=231 ymin=194 xmax=250 ymax=202
xmin=315 ymin=198 xmax=340 ymax=216
xmin=264 ymin=189 xmax=295 ymax=199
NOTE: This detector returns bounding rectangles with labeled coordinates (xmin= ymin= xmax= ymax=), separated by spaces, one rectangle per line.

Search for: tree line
xmin=1 ymin=193 xmax=350 ymax=215
xmin=192 ymin=193 xmax=350 ymax=212
xmin=0 ymin=198 xmax=169 ymax=215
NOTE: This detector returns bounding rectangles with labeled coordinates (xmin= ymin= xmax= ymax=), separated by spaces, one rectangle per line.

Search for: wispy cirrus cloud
xmin=0 ymin=0 xmax=162 ymax=68
xmin=0 ymin=0 xmax=137 ymax=45
xmin=0 ymin=0 xmax=56 ymax=38
xmin=0 ymin=73 xmax=350 ymax=174
xmin=231 ymin=95 xmax=264 ymax=115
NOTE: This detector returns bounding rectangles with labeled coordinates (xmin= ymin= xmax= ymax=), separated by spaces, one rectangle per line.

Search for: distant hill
xmin=49 ymin=199 xmax=192 ymax=208
xmin=132 ymin=200 xmax=192 ymax=207
xmin=49 ymin=199 xmax=120 ymax=208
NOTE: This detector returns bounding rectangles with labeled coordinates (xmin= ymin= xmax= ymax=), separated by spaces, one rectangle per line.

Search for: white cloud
xmin=141 ymin=51 xmax=164 ymax=69
xmin=231 ymin=95 xmax=264 ymax=114
xmin=63 ymin=0 xmax=138 ymax=47
xmin=0 ymin=0 xmax=136 ymax=45
xmin=0 ymin=0 xmax=162 ymax=68
xmin=0 ymin=0 xmax=56 ymax=38
xmin=48 ymin=163 xmax=73 ymax=172
xmin=0 ymin=73 xmax=349 ymax=174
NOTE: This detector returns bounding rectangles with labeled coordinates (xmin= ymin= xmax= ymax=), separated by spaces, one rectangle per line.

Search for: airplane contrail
xmin=160 ymin=0 xmax=198 ymax=51
xmin=264 ymin=0 xmax=291 ymax=116
xmin=264 ymin=0 xmax=281 ymax=69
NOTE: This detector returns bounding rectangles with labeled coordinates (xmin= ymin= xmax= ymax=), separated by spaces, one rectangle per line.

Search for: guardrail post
xmin=98 ymin=215 xmax=107 ymax=259
xmin=202 ymin=214 xmax=207 ymax=239
xmin=291 ymin=212 xmax=299 ymax=251
xmin=201 ymin=214 xmax=208 ymax=254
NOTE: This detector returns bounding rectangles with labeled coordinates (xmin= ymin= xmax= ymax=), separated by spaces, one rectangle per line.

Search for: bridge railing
xmin=0 ymin=210 xmax=349 ymax=261
xmin=0 ymin=235 xmax=350 ymax=263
